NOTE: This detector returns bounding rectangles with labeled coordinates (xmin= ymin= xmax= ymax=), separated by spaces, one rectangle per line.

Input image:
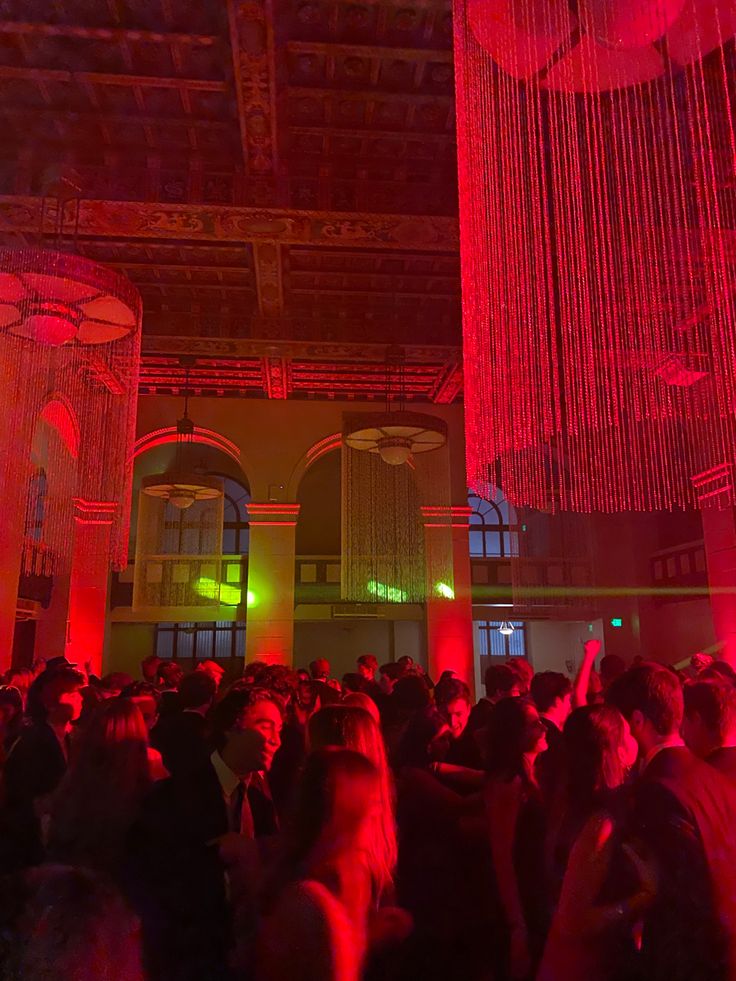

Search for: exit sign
xmin=610 ymin=618 xmax=623 ymax=628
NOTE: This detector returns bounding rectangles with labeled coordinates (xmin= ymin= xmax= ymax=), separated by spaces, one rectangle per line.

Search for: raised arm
xmin=572 ymin=639 xmax=601 ymax=709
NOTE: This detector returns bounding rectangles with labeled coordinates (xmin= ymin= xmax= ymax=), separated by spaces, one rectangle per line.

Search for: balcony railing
xmin=132 ymin=554 xmax=248 ymax=610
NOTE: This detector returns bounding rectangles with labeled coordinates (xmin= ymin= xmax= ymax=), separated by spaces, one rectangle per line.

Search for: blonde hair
xmin=308 ymin=704 xmax=397 ymax=892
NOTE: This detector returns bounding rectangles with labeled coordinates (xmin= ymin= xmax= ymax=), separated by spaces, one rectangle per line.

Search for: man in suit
xmin=530 ymin=671 xmax=572 ymax=802
xmin=151 ymin=670 xmax=216 ymax=778
xmin=608 ymin=664 xmax=736 ymax=981
xmin=683 ymin=678 xmax=736 ymax=781
xmin=127 ymin=686 xmax=283 ymax=981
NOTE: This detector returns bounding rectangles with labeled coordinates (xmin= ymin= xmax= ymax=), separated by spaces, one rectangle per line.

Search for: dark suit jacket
xmin=1 ymin=721 xmax=67 ymax=869
xmin=707 ymin=747 xmax=736 ymax=783
xmin=633 ymin=746 xmax=736 ymax=981
xmin=125 ymin=761 xmax=231 ymax=981
xmin=151 ymin=710 xmax=210 ymax=778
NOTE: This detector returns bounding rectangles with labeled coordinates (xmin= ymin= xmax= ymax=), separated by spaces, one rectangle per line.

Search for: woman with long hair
xmin=257 ymin=748 xmax=381 ymax=981
xmin=307 ymin=704 xmax=397 ymax=896
xmin=46 ymin=699 xmax=152 ymax=874
xmin=538 ymin=705 xmax=656 ymax=981
xmin=484 ymin=696 xmax=548 ymax=980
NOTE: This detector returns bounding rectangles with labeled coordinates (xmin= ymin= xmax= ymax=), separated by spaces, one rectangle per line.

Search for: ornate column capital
xmin=420 ymin=505 xmax=473 ymax=528
xmin=692 ymin=465 xmax=734 ymax=509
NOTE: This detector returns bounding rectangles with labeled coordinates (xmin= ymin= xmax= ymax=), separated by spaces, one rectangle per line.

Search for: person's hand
xmin=583 ymin=638 xmax=602 ymax=660
xmin=509 ymin=923 xmax=531 ymax=979
xmin=623 ymin=842 xmax=658 ymax=901
xmin=368 ymin=906 xmax=414 ymax=948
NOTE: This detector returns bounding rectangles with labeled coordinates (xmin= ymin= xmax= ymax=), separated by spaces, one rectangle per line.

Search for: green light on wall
xmin=367 ymin=580 xmax=408 ymax=603
xmin=247 ymin=590 xmax=257 ymax=608
xmin=610 ymin=617 xmax=623 ymax=628
xmin=435 ymin=582 xmax=455 ymax=599
xmin=195 ymin=577 xmax=242 ymax=606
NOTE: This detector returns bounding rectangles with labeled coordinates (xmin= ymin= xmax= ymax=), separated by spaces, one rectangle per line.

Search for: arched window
xmin=221 ymin=476 xmax=250 ymax=555
xmin=468 ymin=488 xmax=518 ymax=558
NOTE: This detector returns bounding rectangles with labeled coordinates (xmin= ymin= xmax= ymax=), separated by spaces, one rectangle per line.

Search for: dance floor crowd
xmin=0 ymin=643 xmax=735 ymax=981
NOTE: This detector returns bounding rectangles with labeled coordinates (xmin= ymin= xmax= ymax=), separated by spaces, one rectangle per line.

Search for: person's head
xmin=397 ymin=655 xmax=414 ymax=670
xmin=505 ymin=658 xmax=533 ymax=695
xmin=4 ymin=670 xmax=33 ymax=708
xmin=485 ymin=696 xmax=547 ymax=779
xmin=140 ymin=655 xmax=161 ymax=685
xmin=435 ymin=678 xmax=472 ymax=739
xmin=309 ymin=658 xmax=331 ymax=681
xmin=120 ymin=681 xmax=161 ymax=731
xmin=342 ymin=691 xmax=381 ymax=725
xmin=691 ymin=652 xmax=715 ymax=675
xmin=357 ymin=655 xmax=378 ymax=681
xmin=392 ymin=674 xmax=431 ymax=713
xmin=484 ymin=663 xmax=522 ymax=703
xmin=4 ymin=865 xmax=144 ymax=981
xmin=0 ymin=686 xmax=23 ymax=737
xmin=296 ymin=668 xmax=310 ymax=684
xmin=177 ymin=671 xmax=217 ymax=713
xmin=99 ymin=673 xmax=134 ymax=700
xmin=599 ymin=654 xmax=626 ymax=689
xmin=36 ymin=667 xmax=85 ymax=727
xmin=71 ymin=699 xmax=150 ymax=790
xmin=378 ymin=662 xmax=402 ymax=694
xmin=156 ymin=662 xmax=183 ymax=690
xmin=211 ymin=686 xmax=283 ymax=776
xmin=342 ymin=672 xmax=369 ymax=695
xmin=606 ymin=664 xmax=684 ymax=755
xmin=530 ymin=672 xmax=573 ymax=727
xmin=196 ymin=660 xmax=226 ymax=691
xmin=683 ymin=679 xmax=736 ymax=758
xmin=242 ymin=660 xmax=270 ymax=687
xmin=702 ymin=661 xmax=736 ymax=686
xmin=559 ymin=705 xmax=638 ymax=812
xmin=289 ymin=748 xmax=380 ymax=874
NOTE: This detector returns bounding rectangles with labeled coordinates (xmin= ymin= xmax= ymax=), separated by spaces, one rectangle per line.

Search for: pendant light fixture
xmin=142 ymin=359 xmax=222 ymax=511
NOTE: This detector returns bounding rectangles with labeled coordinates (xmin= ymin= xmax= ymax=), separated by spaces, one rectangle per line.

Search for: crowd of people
xmin=0 ymin=642 xmax=735 ymax=980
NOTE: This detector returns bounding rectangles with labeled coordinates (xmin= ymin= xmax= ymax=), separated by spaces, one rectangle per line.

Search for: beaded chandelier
xmin=455 ymin=0 xmax=736 ymax=511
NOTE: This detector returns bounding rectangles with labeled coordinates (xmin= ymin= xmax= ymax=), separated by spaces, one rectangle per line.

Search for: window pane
xmin=484 ymin=531 xmax=502 ymax=557
xmin=469 ymin=530 xmax=485 ymax=557
xmin=214 ymin=626 xmax=232 ymax=659
xmin=156 ymin=629 xmax=174 ymax=659
xmin=222 ymin=528 xmax=237 ymax=554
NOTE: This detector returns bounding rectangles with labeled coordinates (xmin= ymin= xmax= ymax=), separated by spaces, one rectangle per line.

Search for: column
xmin=693 ymin=464 xmax=736 ymax=666
xmin=245 ymin=502 xmax=300 ymax=665
xmin=65 ymin=498 xmax=116 ymax=677
xmin=422 ymin=505 xmax=475 ymax=696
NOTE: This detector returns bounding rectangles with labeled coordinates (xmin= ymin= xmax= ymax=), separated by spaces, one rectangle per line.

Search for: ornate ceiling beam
xmin=0 ymin=20 xmax=219 ymax=45
xmin=0 ymin=195 xmax=459 ymax=251
xmin=227 ymin=0 xmax=279 ymax=178
xmin=286 ymin=41 xmax=452 ymax=62
xmin=0 ymin=65 xmax=227 ymax=92
xmin=141 ymin=334 xmax=460 ymax=363
xmin=262 ymin=356 xmax=291 ymax=399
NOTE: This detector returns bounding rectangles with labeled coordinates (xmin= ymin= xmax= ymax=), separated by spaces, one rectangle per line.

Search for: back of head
xmin=66 ymin=699 xmax=150 ymax=799
xmin=560 ymin=704 xmax=630 ymax=810
xmin=684 ymin=679 xmax=736 ymax=743
xmin=31 ymin=666 xmax=85 ymax=724
xmin=485 ymin=696 xmax=534 ymax=778
xmin=342 ymin=672 xmax=369 ymax=694
xmin=100 ymin=672 xmax=134 ymax=696
xmin=5 ymin=865 xmax=143 ymax=981
xmin=599 ymin=654 xmax=626 ymax=687
xmin=178 ymin=670 xmax=217 ymax=710
xmin=484 ymin=663 xmax=519 ymax=700
xmin=606 ymin=664 xmax=684 ymax=736
xmin=392 ymin=674 xmax=431 ymax=712
xmin=308 ymin=704 xmax=383 ymax=766
xmin=530 ymin=672 xmax=572 ymax=713
xmin=342 ymin=691 xmax=381 ymax=725
xmin=156 ymin=662 xmax=183 ymax=689
xmin=702 ymin=661 xmax=736 ymax=686
xmin=309 ymin=658 xmax=330 ymax=680
xmin=289 ymin=748 xmax=378 ymax=868
xmin=506 ymin=658 xmax=534 ymax=694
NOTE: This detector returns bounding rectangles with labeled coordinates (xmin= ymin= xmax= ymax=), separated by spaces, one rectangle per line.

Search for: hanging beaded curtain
xmin=414 ymin=444 xmax=456 ymax=600
xmin=0 ymin=248 xmax=141 ymax=577
xmin=133 ymin=491 xmax=224 ymax=609
xmin=341 ymin=421 xmax=426 ymax=604
xmin=455 ymin=1 xmax=736 ymax=511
